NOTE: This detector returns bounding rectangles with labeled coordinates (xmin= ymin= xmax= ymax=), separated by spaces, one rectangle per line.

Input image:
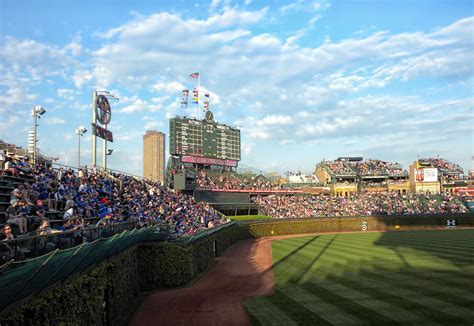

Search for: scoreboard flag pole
xmin=198 ymin=73 xmax=201 ymax=119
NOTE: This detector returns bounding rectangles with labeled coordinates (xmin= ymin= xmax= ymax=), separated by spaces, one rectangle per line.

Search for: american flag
xmin=189 ymin=72 xmax=200 ymax=79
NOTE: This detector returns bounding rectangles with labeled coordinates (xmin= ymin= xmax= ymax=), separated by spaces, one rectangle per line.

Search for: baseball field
xmin=245 ymin=229 xmax=474 ymax=325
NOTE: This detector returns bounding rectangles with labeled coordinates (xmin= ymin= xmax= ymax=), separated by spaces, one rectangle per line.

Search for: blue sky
xmin=0 ymin=0 xmax=473 ymax=176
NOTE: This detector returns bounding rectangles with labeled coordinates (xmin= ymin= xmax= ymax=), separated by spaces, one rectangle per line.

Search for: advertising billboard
xmin=415 ymin=168 xmax=438 ymax=182
xmin=181 ymin=155 xmax=237 ymax=167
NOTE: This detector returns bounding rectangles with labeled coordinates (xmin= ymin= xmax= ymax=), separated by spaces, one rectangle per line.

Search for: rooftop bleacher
xmin=321 ymin=160 xmax=357 ymax=177
xmin=420 ymin=158 xmax=464 ymax=175
xmin=348 ymin=159 xmax=408 ymax=177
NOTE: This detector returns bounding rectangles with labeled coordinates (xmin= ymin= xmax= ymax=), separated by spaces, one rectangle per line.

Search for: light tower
xmin=31 ymin=106 xmax=46 ymax=163
xmin=76 ymin=126 xmax=87 ymax=168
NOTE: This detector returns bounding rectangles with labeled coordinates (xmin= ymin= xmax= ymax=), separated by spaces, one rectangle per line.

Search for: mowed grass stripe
xmin=276 ymin=232 xmax=474 ymax=261
xmin=370 ymin=263 xmax=474 ymax=287
xmin=280 ymin=282 xmax=369 ymax=325
xmin=360 ymin=234 xmax=473 ymax=252
xmin=372 ymin=237 xmax=474 ymax=254
xmin=323 ymin=268 xmax=474 ymax=323
xmin=246 ymin=229 xmax=474 ymax=325
xmin=359 ymin=268 xmax=474 ymax=307
xmin=264 ymin=289 xmax=332 ymax=325
xmin=377 ymin=235 xmax=474 ymax=249
xmin=282 ymin=256 xmax=471 ymax=324
xmin=278 ymin=249 xmax=428 ymax=323
xmin=245 ymin=296 xmax=298 ymax=326
xmin=273 ymin=242 xmax=459 ymax=275
xmin=390 ymin=229 xmax=474 ymax=239
xmin=301 ymin=280 xmax=410 ymax=324
xmin=306 ymin=264 xmax=474 ymax=308
xmin=373 ymin=234 xmax=474 ymax=249
xmin=313 ymin=238 xmax=474 ymax=268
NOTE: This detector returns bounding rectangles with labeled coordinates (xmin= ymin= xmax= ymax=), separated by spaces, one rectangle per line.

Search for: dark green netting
xmin=11 ymin=246 xmax=80 ymax=304
xmin=72 ymin=236 xmax=118 ymax=273
xmin=0 ymin=252 xmax=56 ymax=310
xmin=42 ymin=243 xmax=95 ymax=289
xmin=0 ymin=227 xmax=156 ymax=312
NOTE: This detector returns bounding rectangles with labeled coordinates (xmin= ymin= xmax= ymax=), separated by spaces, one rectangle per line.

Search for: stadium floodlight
xmin=76 ymin=126 xmax=88 ymax=168
xmin=76 ymin=126 xmax=87 ymax=135
xmin=31 ymin=105 xmax=47 ymax=163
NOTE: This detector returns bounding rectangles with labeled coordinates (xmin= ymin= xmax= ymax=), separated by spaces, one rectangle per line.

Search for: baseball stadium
xmin=0 ymin=92 xmax=473 ymax=326
xmin=1 ymin=2 xmax=474 ymax=325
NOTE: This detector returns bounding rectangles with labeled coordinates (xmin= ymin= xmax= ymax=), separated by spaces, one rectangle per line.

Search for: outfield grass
xmin=245 ymin=229 xmax=474 ymax=325
xmin=229 ymin=215 xmax=272 ymax=221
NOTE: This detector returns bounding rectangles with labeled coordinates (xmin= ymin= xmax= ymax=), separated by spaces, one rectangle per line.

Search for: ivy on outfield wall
xmin=1 ymin=213 xmax=473 ymax=325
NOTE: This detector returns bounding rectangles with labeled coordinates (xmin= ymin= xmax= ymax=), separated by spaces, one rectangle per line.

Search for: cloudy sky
xmin=0 ymin=0 xmax=473 ymax=175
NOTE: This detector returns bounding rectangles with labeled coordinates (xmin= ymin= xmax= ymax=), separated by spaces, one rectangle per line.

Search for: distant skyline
xmin=0 ymin=0 xmax=473 ymax=175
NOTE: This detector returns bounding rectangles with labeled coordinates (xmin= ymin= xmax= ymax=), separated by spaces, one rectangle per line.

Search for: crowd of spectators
xmin=349 ymin=160 xmax=407 ymax=177
xmin=253 ymin=192 xmax=469 ymax=218
xmin=1 ymin=160 xmax=225 ymax=260
xmin=422 ymin=158 xmax=464 ymax=175
xmin=195 ymin=170 xmax=280 ymax=190
xmin=323 ymin=161 xmax=356 ymax=176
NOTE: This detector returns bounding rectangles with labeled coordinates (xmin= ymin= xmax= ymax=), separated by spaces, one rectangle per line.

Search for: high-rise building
xmin=143 ymin=130 xmax=166 ymax=184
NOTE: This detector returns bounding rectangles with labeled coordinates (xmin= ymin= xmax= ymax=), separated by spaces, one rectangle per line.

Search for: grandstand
xmin=0 ymin=151 xmax=226 ymax=263
xmin=408 ymin=157 xmax=465 ymax=194
xmin=314 ymin=157 xmax=410 ymax=196
xmin=315 ymin=159 xmax=358 ymax=196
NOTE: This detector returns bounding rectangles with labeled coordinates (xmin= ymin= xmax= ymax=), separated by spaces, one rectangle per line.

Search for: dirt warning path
xmin=129 ymin=238 xmax=274 ymax=326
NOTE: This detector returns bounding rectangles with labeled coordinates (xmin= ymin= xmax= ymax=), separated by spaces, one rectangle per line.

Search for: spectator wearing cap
xmin=9 ymin=189 xmax=22 ymax=206
xmin=5 ymin=202 xmax=28 ymax=235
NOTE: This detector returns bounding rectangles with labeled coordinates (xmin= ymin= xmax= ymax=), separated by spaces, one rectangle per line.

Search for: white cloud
xmin=45 ymin=117 xmax=66 ymax=125
xmin=257 ymin=115 xmax=293 ymax=127
xmin=151 ymin=81 xmax=185 ymax=94
xmin=117 ymin=96 xmax=162 ymax=113
xmin=57 ymin=88 xmax=75 ymax=99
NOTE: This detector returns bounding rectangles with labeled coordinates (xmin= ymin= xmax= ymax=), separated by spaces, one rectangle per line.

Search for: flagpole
xmin=198 ymin=73 xmax=201 ymax=119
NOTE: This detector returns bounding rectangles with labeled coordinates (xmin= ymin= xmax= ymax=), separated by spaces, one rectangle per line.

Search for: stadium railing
xmin=2 ymin=220 xmax=140 ymax=261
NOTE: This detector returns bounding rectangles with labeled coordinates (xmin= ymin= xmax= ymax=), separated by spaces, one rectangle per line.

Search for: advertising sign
xmin=181 ymin=155 xmax=237 ymax=167
xmin=415 ymin=168 xmax=438 ymax=182
xmin=422 ymin=168 xmax=438 ymax=182
xmin=95 ymin=95 xmax=112 ymax=125
xmin=91 ymin=123 xmax=113 ymax=142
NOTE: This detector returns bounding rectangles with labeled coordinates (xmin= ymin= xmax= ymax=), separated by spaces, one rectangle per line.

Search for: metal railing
xmin=2 ymin=220 xmax=140 ymax=261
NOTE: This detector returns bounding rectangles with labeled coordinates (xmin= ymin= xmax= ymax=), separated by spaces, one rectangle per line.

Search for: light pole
xmin=76 ymin=126 xmax=87 ymax=169
xmin=31 ymin=106 xmax=46 ymax=164
xmin=105 ymin=149 xmax=113 ymax=171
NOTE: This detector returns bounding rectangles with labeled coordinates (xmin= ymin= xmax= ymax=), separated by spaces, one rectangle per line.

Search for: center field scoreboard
xmin=169 ymin=116 xmax=241 ymax=163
